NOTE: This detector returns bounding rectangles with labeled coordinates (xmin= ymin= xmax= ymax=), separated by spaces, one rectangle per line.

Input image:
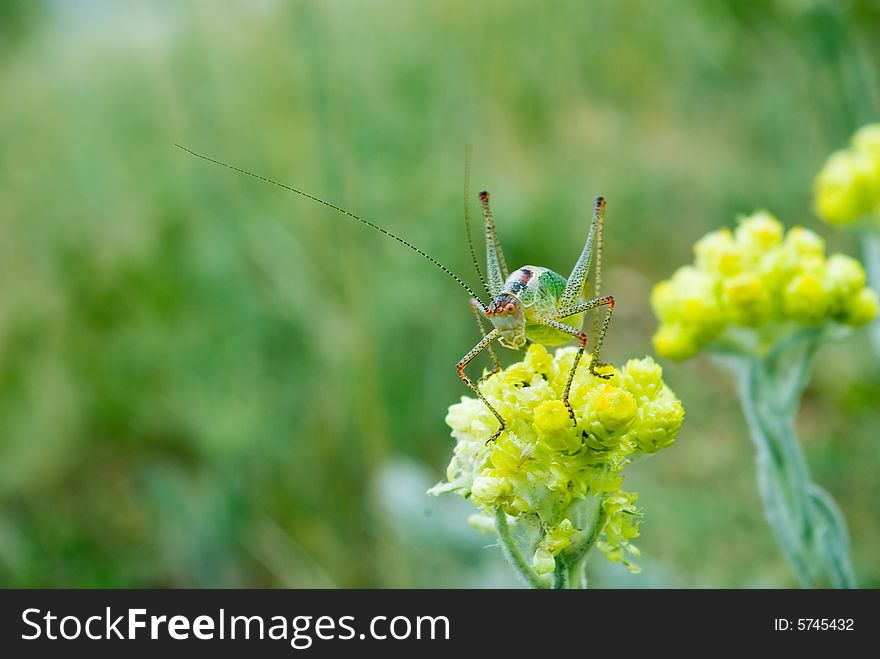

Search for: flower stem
xmin=494 ymin=508 xmax=547 ymax=589
xmin=724 ymin=334 xmax=857 ymax=588
xmin=562 ymin=495 xmax=608 ymax=589
xmin=862 ymin=226 xmax=880 ymax=354
xmin=552 ymin=560 xmax=569 ymax=589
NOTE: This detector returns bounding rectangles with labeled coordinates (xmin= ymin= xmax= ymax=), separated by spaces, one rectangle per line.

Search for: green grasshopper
xmin=176 ymin=145 xmax=614 ymax=443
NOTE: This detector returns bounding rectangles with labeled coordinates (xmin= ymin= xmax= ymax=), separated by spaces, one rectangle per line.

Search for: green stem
xmin=862 ymin=227 xmax=880 ymax=355
xmin=494 ymin=508 xmax=547 ymax=589
xmin=725 ymin=338 xmax=857 ymax=588
xmin=552 ymin=560 xmax=569 ymax=589
xmin=562 ymin=495 xmax=608 ymax=589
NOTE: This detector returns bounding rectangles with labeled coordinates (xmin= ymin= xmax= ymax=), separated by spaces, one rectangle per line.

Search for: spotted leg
xmin=457 ymin=328 xmax=505 ymax=443
xmin=469 ymin=298 xmax=501 ymax=384
xmin=539 ymin=295 xmax=615 ymax=423
xmin=554 ymin=295 xmax=615 ymax=377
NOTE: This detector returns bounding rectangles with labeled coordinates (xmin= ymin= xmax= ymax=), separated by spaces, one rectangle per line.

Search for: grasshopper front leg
xmin=469 ymin=298 xmax=502 ymax=383
xmin=456 ymin=327 xmax=506 ymax=443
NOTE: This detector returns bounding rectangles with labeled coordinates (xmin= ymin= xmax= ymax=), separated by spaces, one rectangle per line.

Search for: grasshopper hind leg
xmin=585 ymin=296 xmax=615 ymax=379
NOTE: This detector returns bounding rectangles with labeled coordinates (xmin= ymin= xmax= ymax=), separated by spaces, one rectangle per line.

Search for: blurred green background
xmin=1 ymin=0 xmax=878 ymax=588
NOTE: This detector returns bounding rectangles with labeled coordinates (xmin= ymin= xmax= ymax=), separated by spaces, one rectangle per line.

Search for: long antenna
xmin=591 ymin=195 xmax=605 ymax=344
xmin=463 ymin=146 xmax=491 ymax=299
xmin=176 ymin=144 xmax=480 ymax=300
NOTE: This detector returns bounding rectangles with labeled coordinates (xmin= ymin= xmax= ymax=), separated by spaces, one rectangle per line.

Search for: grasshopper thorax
xmin=486 ymin=293 xmax=527 ymax=349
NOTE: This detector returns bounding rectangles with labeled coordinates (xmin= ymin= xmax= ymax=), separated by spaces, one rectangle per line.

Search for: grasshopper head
xmin=487 ymin=293 xmax=526 ymax=349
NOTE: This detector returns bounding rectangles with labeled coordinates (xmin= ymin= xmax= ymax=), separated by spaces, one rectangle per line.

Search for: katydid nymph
xmin=176 ymin=145 xmax=615 ymax=443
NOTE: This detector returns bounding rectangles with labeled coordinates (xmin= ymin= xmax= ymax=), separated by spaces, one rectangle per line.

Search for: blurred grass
xmin=0 ymin=0 xmax=878 ymax=587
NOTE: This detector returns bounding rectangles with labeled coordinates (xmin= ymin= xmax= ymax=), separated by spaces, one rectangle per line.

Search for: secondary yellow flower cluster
xmin=429 ymin=344 xmax=684 ymax=575
xmin=814 ymin=123 xmax=880 ymax=225
xmin=651 ymin=212 xmax=879 ymax=360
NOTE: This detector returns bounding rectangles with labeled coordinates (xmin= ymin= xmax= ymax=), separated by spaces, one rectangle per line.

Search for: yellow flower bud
xmin=852 ymin=123 xmax=880 ymax=179
xmin=652 ymin=323 xmax=700 ymax=361
xmin=852 ymin=124 xmax=880 ymax=213
xmin=444 ymin=397 xmax=487 ymax=435
xmin=545 ymin=463 xmax=583 ymax=497
xmin=654 ymin=266 xmax=723 ymax=326
xmin=596 ymin=491 xmax=642 ymax=567
xmin=694 ymin=228 xmax=741 ymax=275
xmin=722 ymin=271 xmax=771 ymax=326
xmin=541 ymin=428 xmax=583 ymax=454
xmin=504 ymin=496 xmax=531 ymax=516
xmin=502 ymin=363 xmax=533 ymax=388
xmin=470 ymin=476 xmax=512 ymax=505
xmin=534 ymin=400 xmax=581 ymax=453
xmin=523 ymin=343 xmax=554 ymax=377
xmin=601 ymin=544 xmax=625 ymax=562
xmin=650 ymin=280 xmax=677 ymax=321
xmin=783 ymin=273 xmax=830 ymax=324
xmin=842 ymin=287 xmax=879 ymax=327
xmin=532 ymin=547 xmax=556 ymax=575
xmin=650 ymin=268 xmax=726 ymax=350
xmin=541 ymin=518 xmax=575 ymax=554
xmin=620 ymin=357 xmax=664 ymax=401
xmin=580 ymin=385 xmax=632 ymax=453
xmin=785 ymin=226 xmax=825 ymax=258
xmin=813 ymin=149 xmax=876 ymax=225
xmin=533 ymin=400 xmax=570 ymax=435
xmin=595 ymin=385 xmax=637 ymax=432
xmin=630 ymin=389 xmax=685 ymax=454
xmin=826 ymin=253 xmax=867 ymax=305
xmin=736 ymin=211 xmax=784 ymax=254
xmin=489 ymin=433 xmax=532 ymax=475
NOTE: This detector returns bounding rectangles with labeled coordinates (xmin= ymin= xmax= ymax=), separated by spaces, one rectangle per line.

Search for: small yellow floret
xmin=785 ymin=226 xmax=825 ymax=257
xmin=826 ymin=254 xmax=867 ymax=304
xmin=722 ymin=272 xmax=770 ymax=326
xmin=783 ymin=273 xmax=829 ymax=324
xmin=533 ymin=400 xmax=571 ymax=435
xmin=813 ymin=149 xmax=876 ymax=225
xmin=736 ymin=211 xmax=784 ymax=252
xmin=595 ymin=385 xmax=638 ymax=432
xmin=843 ymin=287 xmax=879 ymax=327
xmin=532 ymin=547 xmax=556 ymax=575
xmin=652 ymin=323 xmax=699 ymax=361
xmin=541 ymin=518 xmax=575 ymax=554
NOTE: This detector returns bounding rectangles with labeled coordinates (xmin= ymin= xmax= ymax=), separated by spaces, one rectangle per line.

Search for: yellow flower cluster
xmin=814 ymin=123 xmax=880 ymax=225
xmin=651 ymin=212 xmax=879 ymax=360
xmin=429 ymin=344 xmax=683 ymax=574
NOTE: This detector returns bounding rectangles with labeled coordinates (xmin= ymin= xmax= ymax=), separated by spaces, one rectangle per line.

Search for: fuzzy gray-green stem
xmin=494 ymin=508 xmax=547 ymax=589
xmin=722 ymin=332 xmax=856 ymax=588
xmin=552 ymin=560 xmax=569 ymax=589
xmin=863 ymin=227 xmax=880 ymax=354
xmin=562 ymin=495 xmax=608 ymax=588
